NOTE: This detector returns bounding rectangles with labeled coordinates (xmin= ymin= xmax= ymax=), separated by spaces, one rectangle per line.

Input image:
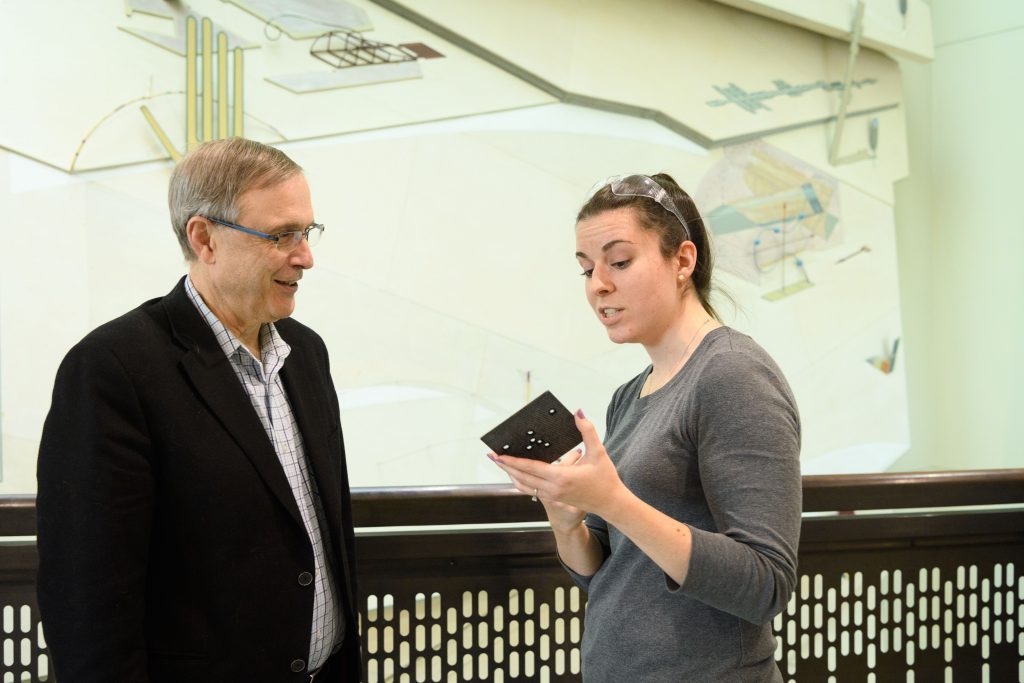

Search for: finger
xmin=492 ymin=460 xmax=551 ymax=494
xmin=492 ymin=453 xmax=554 ymax=478
xmin=497 ymin=468 xmax=537 ymax=497
xmin=552 ymin=448 xmax=582 ymax=465
xmin=552 ymin=447 xmax=584 ymax=466
xmin=487 ymin=453 xmax=538 ymax=492
xmin=574 ymin=409 xmax=603 ymax=454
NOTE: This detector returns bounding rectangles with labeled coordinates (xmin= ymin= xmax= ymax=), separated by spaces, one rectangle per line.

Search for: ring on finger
xmin=531 ymin=488 xmax=538 ymax=502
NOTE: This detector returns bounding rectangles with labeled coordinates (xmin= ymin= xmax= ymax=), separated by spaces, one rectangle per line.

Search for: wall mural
xmin=224 ymin=0 xmax=373 ymax=37
xmin=367 ymin=0 xmax=905 ymax=148
xmin=120 ymin=0 xmax=258 ymax=55
xmin=140 ymin=16 xmax=247 ymax=162
xmin=696 ymin=140 xmax=841 ymax=301
xmin=0 ymin=0 xmax=919 ymax=487
xmin=707 ymin=77 xmax=878 ymax=114
xmin=119 ymin=0 xmax=441 ymax=162
xmin=267 ymin=29 xmax=444 ymax=94
xmin=1 ymin=0 xmax=538 ymax=173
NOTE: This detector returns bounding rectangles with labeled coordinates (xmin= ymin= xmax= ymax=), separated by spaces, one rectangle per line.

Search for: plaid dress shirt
xmin=186 ymin=276 xmax=341 ymax=671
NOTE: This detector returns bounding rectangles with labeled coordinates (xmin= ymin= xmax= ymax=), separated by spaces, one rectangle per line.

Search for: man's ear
xmin=186 ymin=216 xmax=216 ymax=264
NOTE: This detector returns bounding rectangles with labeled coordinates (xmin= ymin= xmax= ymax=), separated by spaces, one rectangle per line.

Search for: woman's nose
xmin=590 ymin=265 xmax=613 ymax=296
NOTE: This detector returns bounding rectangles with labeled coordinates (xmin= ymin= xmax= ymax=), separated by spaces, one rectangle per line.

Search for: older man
xmin=36 ymin=138 xmax=360 ymax=682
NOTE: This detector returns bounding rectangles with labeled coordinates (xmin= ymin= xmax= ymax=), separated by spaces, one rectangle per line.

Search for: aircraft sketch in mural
xmin=223 ymin=0 xmax=372 ymax=39
xmin=268 ymin=30 xmax=444 ymax=94
xmin=120 ymin=0 xmax=258 ymax=56
xmin=707 ymin=78 xmax=877 ymax=114
xmin=867 ymin=337 xmax=900 ymax=375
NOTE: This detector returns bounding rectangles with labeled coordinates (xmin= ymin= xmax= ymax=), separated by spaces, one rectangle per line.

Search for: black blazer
xmin=37 ymin=278 xmax=361 ymax=682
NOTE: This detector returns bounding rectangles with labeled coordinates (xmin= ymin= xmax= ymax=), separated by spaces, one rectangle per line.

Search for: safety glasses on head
xmin=586 ymin=174 xmax=691 ymax=241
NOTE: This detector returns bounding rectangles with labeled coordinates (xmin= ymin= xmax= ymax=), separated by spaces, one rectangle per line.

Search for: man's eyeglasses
xmin=202 ymin=216 xmax=324 ymax=251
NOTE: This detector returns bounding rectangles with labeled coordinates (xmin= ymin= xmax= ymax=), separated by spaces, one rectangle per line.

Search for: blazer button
xmin=298 ymin=571 xmax=314 ymax=586
xmin=290 ymin=658 xmax=306 ymax=673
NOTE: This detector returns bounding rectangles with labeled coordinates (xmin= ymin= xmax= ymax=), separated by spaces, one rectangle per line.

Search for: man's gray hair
xmin=168 ymin=138 xmax=302 ymax=261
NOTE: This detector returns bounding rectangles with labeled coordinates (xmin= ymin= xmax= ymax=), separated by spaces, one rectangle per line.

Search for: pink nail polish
xmin=575 ymin=409 xmax=585 ymax=419
xmin=486 ymin=453 xmax=498 ymax=462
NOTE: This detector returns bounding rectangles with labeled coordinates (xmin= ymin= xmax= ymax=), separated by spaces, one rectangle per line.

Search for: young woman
xmin=490 ymin=174 xmax=801 ymax=681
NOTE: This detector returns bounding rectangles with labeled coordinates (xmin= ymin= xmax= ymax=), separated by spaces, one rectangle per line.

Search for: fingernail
xmin=486 ymin=453 xmax=498 ymax=462
xmin=575 ymin=447 xmax=583 ymax=454
xmin=576 ymin=409 xmax=585 ymax=419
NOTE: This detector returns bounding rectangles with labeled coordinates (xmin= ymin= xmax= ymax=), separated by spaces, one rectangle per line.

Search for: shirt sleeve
xmin=670 ymin=350 xmax=802 ymax=625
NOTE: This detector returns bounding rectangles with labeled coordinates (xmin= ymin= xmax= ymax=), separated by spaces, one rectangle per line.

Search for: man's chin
xmin=267 ymin=302 xmax=297 ymax=322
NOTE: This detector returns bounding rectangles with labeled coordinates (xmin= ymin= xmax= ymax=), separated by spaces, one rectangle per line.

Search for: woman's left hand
xmin=490 ymin=410 xmax=627 ymax=519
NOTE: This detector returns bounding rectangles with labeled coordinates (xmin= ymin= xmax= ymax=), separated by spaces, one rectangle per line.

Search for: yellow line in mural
xmin=69 ymin=91 xmax=183 ymax=172
xmin=141 ymin=15 xmax=245 ymax=162
xmin=218 ymin=33 xmax=228 ymax=139
xmin=233 ymin=47 xmax=244 ymax=138
xmin=202 ymin=18 xmax=214 ymax=147
xmin=140 ymin=106 xmax=183 ymax=163
xmin=186 ymin=17 xmax=198 ymax=151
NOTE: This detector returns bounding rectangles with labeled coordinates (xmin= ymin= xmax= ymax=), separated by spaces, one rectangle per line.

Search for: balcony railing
xmin=2 ymin=469 xmax=1022 ymax=682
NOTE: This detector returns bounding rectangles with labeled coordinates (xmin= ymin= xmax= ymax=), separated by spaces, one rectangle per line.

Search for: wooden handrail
xmin=0 ymin=494 xmax=37 ymax=537
xmin=4 ymin=470 xmax=1023 ymax=683
xmin=348 ymin=469 xmax=1024 ymax=526
xmin=800 ymin=468 xmax=1024 ymax=511
xmin=5 ymin=469 xmax=1023 ymax=534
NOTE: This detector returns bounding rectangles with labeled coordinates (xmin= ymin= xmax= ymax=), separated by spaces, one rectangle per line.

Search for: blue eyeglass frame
xmin=202 ymin=215 xmax=324 ymax=249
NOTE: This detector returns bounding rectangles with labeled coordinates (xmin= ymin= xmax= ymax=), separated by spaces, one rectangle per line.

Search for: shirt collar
xmin=184 ymin=274 xmax=291 ymax=371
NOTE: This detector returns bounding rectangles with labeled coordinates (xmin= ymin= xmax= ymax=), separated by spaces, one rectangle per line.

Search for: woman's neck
xmin=641 ymin=307 xmax=718 ymax=396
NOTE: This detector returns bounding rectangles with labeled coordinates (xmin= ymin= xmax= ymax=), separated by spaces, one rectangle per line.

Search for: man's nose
xmin=291 ymin=237 xmax=314 ymax=269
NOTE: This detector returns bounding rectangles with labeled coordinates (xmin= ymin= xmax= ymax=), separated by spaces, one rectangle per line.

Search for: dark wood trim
xmin=4 ymin=469 xmax=1024 ymax=683
xmin=351 ymin=483 xmax=544 ymax=526
xmin=0 ymin=494 xmax=39 ymax=536
xmin=800 ymin=508 xmax=1024 ymax=544
xmin=800 ymin=468 xmax=1024 ymax=511
xmin=347 ymin=469 xmax=1024 ymax=526
xmin=5 ymin=470 xmax=1024 ymax=534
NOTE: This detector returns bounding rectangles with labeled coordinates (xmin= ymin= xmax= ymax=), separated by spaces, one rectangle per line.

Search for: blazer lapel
xmin=161 ymin=278 xmax=306 ymax=530
xmin=278 ymin=336 xmax=357 ymax=606
xmin=279 ymin=344 xmax=343 ymax=547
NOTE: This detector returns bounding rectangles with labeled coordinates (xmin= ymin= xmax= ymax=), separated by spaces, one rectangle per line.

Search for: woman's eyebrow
xmin=576 ymin=239 xmax=635 ymax=259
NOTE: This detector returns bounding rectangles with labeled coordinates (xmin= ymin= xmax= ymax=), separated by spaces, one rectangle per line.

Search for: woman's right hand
xmin=490 ymin=441 xmax=607 ymax=578
xmin=540 ymin=450 xmax=587 ymax=533
xmin=490 ymin=409 xmax=630 ymax=520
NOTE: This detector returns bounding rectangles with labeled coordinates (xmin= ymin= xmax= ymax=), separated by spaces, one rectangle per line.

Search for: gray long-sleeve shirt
xmin=567 ymin=327 xmax=802 ymax=682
